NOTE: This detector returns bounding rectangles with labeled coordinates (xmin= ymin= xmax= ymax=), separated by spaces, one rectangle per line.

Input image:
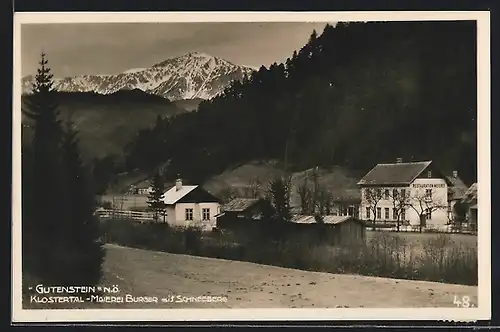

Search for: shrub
xmin=184 ymin=226 xmax=203 ymax=255
xmin=97 ymin=199 xmax=112 ymax=209
xmin=100 ymin=220 xmax=477 ymax=286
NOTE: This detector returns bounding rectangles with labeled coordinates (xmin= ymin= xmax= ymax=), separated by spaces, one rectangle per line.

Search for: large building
xmin=357 ymin=159 xmax=454 ymax=230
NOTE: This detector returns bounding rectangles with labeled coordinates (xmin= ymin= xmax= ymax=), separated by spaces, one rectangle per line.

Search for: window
xmin=426 ymin=209 xmax=432 ymax=220
xmin=202 ymin=208 xmax=210 ymax=221
xmin=185 ymin=208 xmax=193 ymax=221
xmin=401 ymin=189 xmax=406 ymax=198
xmin=376 ymin=189 xmax=382 ymax=199
xmin=384 ymin=189 xmax=390 ymax=200
xmin=393 ymin=208 xmax=398 ymax=220
xmin=425 ymin=189 xmax=432 ymax=200
xmin=392 ymin=189 xmax=398 ymax=199
xmin=340 ymin=206 xmax=347 ymax=216
xmin=427 ymin=170 xmax=432 ymax=178
xmin=365 ymin=207 xmax=370 ymax=219
xmin=376 ymin=207 xmax=381 ymax=219
xmin=401 ymin=209 xmax=406 ymax=221
xmin=348 ymin=207 xmax=354 ymax=216
xmin=384 ymin=208 xmax=390 ymax=219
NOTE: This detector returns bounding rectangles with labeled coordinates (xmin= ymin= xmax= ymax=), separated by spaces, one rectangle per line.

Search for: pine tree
xmin=268 ymin=176 xmax=292 ymax=224
xmin=22 ymin=53 xmax=104 ymax=288
xmin=22 ymin=53 xmax=67 ymax=284
xmin=60 ymin=120 xmax=104 ymax=285
xmin=147 ymin=171 xmax=166 ymax=222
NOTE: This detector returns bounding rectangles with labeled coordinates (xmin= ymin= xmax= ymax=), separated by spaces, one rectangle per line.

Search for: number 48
xmin=454 ymin=295 xmax=472 ymax=308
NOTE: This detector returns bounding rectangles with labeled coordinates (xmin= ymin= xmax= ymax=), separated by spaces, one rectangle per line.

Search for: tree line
xmin=119 ymin=21 xmax=477 ymax=190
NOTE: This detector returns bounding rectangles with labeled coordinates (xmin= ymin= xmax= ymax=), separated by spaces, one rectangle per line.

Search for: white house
xmin=161 ymin=178 xmax=221 ymax=231
xmin=357 ymin=159 xmax=454 ymax=230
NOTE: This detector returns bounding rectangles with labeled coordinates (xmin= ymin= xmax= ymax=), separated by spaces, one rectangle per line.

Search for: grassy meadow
xmin=100 ymin=219 xmax=478 ymax=286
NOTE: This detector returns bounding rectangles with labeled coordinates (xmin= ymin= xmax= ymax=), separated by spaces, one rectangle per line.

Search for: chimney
xmin=396 ymin=157 xmax=403 ymax=164
xmin=175 ymin=175 xmax=182 ymax=191
xmin=453 ymin=171 xmax=458 ymax=178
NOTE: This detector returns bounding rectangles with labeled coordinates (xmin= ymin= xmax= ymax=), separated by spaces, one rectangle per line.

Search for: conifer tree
xmin=22 ymin=53 xmax=104 ymax=287
xmin=22 ymin=53 xmax=67 ymax=284
xmin=268 ymin=176 xmax=292 ymax=224
xmin=147 ymin=171 xmax=166 ymax=222
xmin=60 ymin=120 xmax=104 ymax=285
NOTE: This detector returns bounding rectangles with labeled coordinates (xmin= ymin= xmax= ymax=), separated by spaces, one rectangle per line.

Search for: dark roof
xmin=446 ymin=175 xmax=469 ymax=200
xmin=331 ymin=189 xmax=361 ymax=203
xmin=357 ymin=161 xmax=432 ymax=186
xmin=291 ymin=215 xmax=359 ymax=225
xmin=223 ymin=198 xmax=261 ymax=212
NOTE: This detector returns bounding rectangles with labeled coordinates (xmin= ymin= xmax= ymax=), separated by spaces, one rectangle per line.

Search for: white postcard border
xmin=12 ymin=11 xmax=491 ymax=323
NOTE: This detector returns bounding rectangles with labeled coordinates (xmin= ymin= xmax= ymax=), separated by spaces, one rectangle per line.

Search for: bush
xmin=100 ymin=220 xmax=478 ymax=286
xmin=183 ymin=226 xmax=202 ymax=255
xmin=97 ymin=199 xmax=112 ymax=209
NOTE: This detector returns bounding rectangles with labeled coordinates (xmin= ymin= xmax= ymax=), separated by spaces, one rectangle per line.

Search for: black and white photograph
xmin=12 ymin=11 xmax=491 ymax=322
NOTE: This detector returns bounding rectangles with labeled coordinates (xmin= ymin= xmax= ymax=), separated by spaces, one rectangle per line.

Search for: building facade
xmin=330 ymin=189 xmax=361 ymax=219
xmin=358 ymin=160 xmax=453 ymax=230
xmin=462 ymin=182 xmax=478 ymax=231
xmin=446 ymin=171 xmax=469 ymax=221
xmin=162 ymin=178 xmax=221 ymax=231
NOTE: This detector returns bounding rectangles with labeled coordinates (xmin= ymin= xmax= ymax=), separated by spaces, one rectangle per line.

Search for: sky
xmin=21 ymin=22 xmax=330 ymax=78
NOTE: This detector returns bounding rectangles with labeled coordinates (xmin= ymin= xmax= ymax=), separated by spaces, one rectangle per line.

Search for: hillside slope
xmin=21 ymin=90 xmax=186 ymax=160
xmin=123 ymin=21 xmax=477 ymax=186
xmin=171 ymin=98 xmax=205 ymax=112
xmin=203 ymin=160 xmax=363 ymax=207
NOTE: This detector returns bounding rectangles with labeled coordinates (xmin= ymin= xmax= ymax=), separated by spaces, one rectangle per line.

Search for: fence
xmin=95 ymin=209 xmax=155 ymax=222
xmin=368 ymin=224 xmax=477 ymax=235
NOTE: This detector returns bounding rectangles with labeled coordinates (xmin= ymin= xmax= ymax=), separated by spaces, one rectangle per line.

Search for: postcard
xmin=12 ymin=11 xmax=491 ymax=323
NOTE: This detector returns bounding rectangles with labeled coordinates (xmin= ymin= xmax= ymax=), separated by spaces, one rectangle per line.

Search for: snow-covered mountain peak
xmin=186 ymin=51 xmax=213 ymax=58
xmin=122 ymin=68 xmax=147 ymax=74
xmin=22 ymin=52 xmax=256 ymax=101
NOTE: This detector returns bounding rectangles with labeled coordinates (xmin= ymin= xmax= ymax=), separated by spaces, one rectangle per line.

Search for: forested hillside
xmin=123 ymin=21 xmax=477 ymax=186
xmin=21 ymin=89 xmax=186 ymax=160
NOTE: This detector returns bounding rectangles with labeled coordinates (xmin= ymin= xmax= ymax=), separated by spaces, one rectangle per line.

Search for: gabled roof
xmin=163 ymin=185 xmax=198 ymax=205
xmin=357 ymin=161 xmax=433 ymax=186
xmin=446 ymin=175 xmax=468 ymax=200
xmin=223 ymin=198 xmax=262 ymax=212
xmin=461 ymin=183 xmax=478 ymax=205
xmin=291 ymin=215 xmax=355 ymax=225
xmin=331 ymin=189 xmax=361 ymax=203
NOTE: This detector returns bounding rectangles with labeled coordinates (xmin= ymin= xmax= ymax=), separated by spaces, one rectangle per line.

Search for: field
xmin=366 ymin=231 xmax=477 ymax=249
xmin=24 ymin=244 xmax=478 ymax=309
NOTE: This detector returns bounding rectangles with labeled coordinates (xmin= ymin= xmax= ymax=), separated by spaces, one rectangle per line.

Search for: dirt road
xmin=89 ymin=244 xmax=477 ymax=309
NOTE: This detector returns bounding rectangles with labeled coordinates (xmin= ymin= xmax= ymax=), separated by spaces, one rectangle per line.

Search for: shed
xmin=290 ymin=214 xmax=366 ymax=245
xmin=215 ymin=198 xmax=273 ymax=229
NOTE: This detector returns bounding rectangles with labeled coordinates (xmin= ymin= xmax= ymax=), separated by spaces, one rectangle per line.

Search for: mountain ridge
xmin=21 ymin=90 xmax=188 ymax=160
xmin=22 ymin=52 xmax=255 ymax=101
